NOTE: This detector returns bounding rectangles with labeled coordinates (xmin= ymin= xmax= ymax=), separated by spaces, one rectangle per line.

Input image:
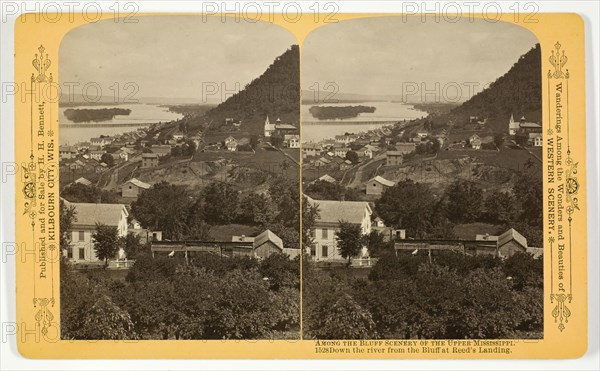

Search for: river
xmin=59 ymin=104 xmax=183 ymax=145
xmin=301 ymin=101 xmax=426 ymax=142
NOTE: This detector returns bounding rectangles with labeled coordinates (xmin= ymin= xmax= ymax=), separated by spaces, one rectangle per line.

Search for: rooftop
xmin=306 ymin=196 xmax=371 ymax=225
xmin=253 ymin=229 xmax=284 ymax=250
xmin=68 ymin=202 xmax=128 ymax=228
xmin=498 ymin=228 xmax=527 ymax=249
xmin=369 ymin=176 xmax=395 ymax=187
xmin=124 ymin=178 xmax=151 ymax=189
xmin=386 ymin=151 xmax=405 ymax=156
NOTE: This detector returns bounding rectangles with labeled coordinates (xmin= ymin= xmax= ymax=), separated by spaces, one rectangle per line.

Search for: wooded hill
xmin=450 ymin=44 xmax=542 ymax=132
xmin=206 ymin=45 xmax=300 ymax=135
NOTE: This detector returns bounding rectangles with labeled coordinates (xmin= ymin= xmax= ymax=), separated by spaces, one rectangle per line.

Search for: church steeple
xmin=264 ymin=115 xmax=275 ymax=137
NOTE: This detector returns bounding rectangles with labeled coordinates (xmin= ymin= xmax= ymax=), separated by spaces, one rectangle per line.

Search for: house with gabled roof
xmin=73 ymin=177 xmax=92 ymax=187
xmin=64 ymin=201 xmax=128 ymax=263
xmin=497 ymin=228 xmax=528 ymax=259
xmin=318 ymin=174 xmax=337 ymax=183
xmin=305 ymin=195 xmax=372 ymax=262
xmin=253 ymin=229 xmax=284 ymax=259
xmin=366 ymin=176 xmax=396 ymax=195
xmin=302 ymin=142 xmax=321 ymax=158
xmin=121 ymin=178 xmax=151 ymax=200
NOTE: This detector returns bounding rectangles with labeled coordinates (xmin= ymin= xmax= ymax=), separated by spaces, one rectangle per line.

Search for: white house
xmin=285 ymin=134 xmax=300 ymax=148
xmin=90 ymin=137 xmax=111 ymax=147
xmin=305 ymin=196 xmax=372 ymax=262
xmin=225 ymin=136 xmax=238 ymax=151
xmin=59 ymin=145 xmax=77 ymax=160
xmin=172 ymin=131 xmax=185 ymax=141
xmin=529 ymin=132 xmax=543 ymax=147
xmin=64 ymin=201 xmax=129 ymax=263
xmin=89 ymin=150 xmax=106 ymax=161
xmin=469 ymin=134 xmax=482 ymax=150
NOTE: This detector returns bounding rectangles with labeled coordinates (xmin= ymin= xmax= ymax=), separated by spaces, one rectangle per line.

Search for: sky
xmin=59 ymin=16 xmax=296 ymax=102
xmin=302 ymin=16 xmax=539 ymax=102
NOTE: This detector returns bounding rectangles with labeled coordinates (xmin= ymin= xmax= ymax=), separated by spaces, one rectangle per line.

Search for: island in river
xmin=63 ymin=108 xmax=132 ymax=123
xmin=308 ymin=105 xmax=376 ymax=120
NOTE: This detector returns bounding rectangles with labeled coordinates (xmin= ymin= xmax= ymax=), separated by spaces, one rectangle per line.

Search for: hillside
xmin=450 ymin=44 xmax=542 ymax=131
xmin=206 ymin=45 xmax=300 ymax=135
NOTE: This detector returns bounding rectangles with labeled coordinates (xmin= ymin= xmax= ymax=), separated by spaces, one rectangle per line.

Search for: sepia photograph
xmin=300 ymin=17 xmax=544 ymax=340
xmin=57 ymin=16 xmax=301 ymax=340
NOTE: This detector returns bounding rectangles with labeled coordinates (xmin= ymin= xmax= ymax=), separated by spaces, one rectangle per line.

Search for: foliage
xmin=305 ymin=252 xmax=543 ymax=340
xmin=61 ymin=183 xmax=119 ymax=203
xmin=59 ymin=199 xmax=76 ymax=252
xmin=120 ymin=232 xmax=144 ymax=259
xmin=100 ymin=153 xmax=115 ymax=167
xmin=502 ymin=251 xmax=543 ymax=290
xmin=375 ymin=180 xmax=436 ymax=238
xmin=444 ymin=180 xmax=483 ymax=223
xmin=78 ymin=294 xmax=137 ymax=340
xmin=131 ymin=181 xmax=190 ymax=239
xmin=483 ymin=191 xmax=519 ymax=225
xmin=259 ymin=253 xmax=300 ymax=291
xmin=126 ymin=253 xmax=182 ymax=283
xmin=270 ymin=134 xmax=284 ymax=148
xmin=415 ymin=138 xmax=441 ymax=155
xmin=201 ymin=182 xmax=240 ymax=224
xmin=92 ymin=224 xmax=121 ymax=267
xmin=364 ymin=230 xmax=392 ymax=258
xmin=494 ymin=133 xmax=504 ymax=149
xmin=345 ymin=150 xmax=359 ymax=164
xmin=513 ymin=171 xmax=543 ymax=227
xmin=302 ymin=268 xmax=377 ymax=339
xmin=304 ymin=180 xmax=346 ymax=201
xmin=238 ymin=193 xmax=273 ymax=225
xmin=335 ymin=221 xmax=364 ymax=264
xmin=63 ymin=252 xmax=300 ymax=340
xmin=61 ymin=268 xmax=137 ymax=340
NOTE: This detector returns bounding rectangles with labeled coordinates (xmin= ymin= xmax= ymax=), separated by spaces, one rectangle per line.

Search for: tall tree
xmin=444 ymin=180 xmax=483 ymax=223
xmin=335 ymin=221 xmax=364 ymax=264
xmin=131 ymin=181 xmax=190 ymax=239
xmin=375 ymin=180 xmax=436 ymax=238
xmin=201 ymin=182 xmax=240 ymax=224
xmin=92 ymin=224 xmax=121 ymax=267
xmin=483 ymin=191 xmax=518 ymax=224
xmin=59 ymin=200 xmax=76 ymax=253
xmin=345 ymin=150 xmax=359 ymax=164
xmin=100 ymin=153 xmax=115 ymax=167
xmin=238 ymin=193 xmax=273 ymax=225
xmin=513 ymin=171 xmax=543 ymax=226
xmin=120 ymin=232 xmax=143 ymax=260
xmin=365 ymin=230 xmax=391 ymax=258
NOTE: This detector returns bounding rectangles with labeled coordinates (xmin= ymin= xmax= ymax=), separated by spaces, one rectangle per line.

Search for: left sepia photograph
xmin=57 ymin=16 xmax=301 ymax=340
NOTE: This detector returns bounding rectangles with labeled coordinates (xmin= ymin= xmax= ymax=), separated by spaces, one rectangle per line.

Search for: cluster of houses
xmin=264 ymin=116 xmax=300 ymax=148
xmin=151 ymin=229 xmax=301 ymax=261
xmin=62 ymin=197 xmax=298 ymax=268
xmin=303 ymin=194 xmax=541 ymax=265
xmin=303 ymin=125 xmax=416 ymax=171
xmin=508 ymin=113 xmax=543 ymax=147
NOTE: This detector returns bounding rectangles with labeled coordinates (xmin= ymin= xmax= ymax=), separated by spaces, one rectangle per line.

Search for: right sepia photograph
xmin=301 ymin=17 xmax=543 ymax=340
